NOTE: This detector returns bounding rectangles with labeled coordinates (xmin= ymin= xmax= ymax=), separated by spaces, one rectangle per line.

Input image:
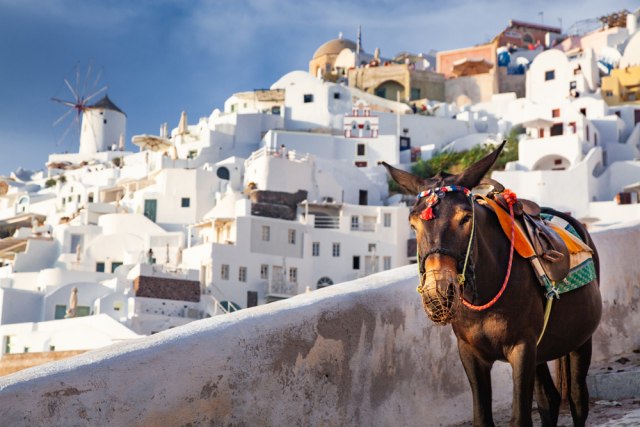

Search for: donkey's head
xmin=382 ymin=142 xmax=505 ymax=324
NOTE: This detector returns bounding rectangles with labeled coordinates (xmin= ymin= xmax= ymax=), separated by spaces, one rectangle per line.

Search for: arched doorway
xmin=374 ymin=80 xmax=405 ymax=101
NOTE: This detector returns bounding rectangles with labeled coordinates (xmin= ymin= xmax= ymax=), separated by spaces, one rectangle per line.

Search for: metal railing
xmin=268 ymin=280 xmax=298 ymax=297
xmin=314 ymin=216 xmax=340 ymax=229
xmin=350 ymin=223 xmax=376 ymax=232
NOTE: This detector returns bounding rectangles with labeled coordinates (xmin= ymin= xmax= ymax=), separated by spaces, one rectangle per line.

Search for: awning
xmin=451 ymin=58 xmax=494 ymax=77
xmin=521 ymin=117 xmax=554 ymax=128
xmin=131 ymin=134 xmax=172 ymax=153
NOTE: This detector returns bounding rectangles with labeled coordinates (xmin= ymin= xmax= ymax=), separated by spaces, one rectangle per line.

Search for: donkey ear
xmin=454 ymin=141 xmax=506 ymax=189
xmin=381 ymin=161 xmax=424 ymax=195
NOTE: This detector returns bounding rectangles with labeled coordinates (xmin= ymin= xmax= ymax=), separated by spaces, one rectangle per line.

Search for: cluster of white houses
xmin=0 ymin=9 xmax=639 ymax=361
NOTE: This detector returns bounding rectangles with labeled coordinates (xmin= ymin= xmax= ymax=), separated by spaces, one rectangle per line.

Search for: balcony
xmin=314 ymin=216 xmax=339 ymax=229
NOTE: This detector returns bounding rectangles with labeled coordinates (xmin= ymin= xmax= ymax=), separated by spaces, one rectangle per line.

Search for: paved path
xmin=450 ymin=352 xmax=640 ymax=426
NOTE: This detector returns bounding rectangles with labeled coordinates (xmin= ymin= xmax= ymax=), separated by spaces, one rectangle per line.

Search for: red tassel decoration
xmin=420 ymin=207 xmax=435 ymax=221
xmin=502 ymin=189 xmax=518 ymax=207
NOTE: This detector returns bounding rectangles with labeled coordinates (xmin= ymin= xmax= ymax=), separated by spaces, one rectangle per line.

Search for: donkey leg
xmin=534 ymin=362 xmax=560 ymax=427
xmin=506 ymin=342 xmax=537 ymax=427
xmin=566 ymin=338 xmax=593 ymax=427
xmin=458 ymin=340 xmax=495 ymax=427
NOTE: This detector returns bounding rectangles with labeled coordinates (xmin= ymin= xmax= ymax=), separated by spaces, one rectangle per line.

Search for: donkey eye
xmin=460 ymin=215 xmax=472 ymax=225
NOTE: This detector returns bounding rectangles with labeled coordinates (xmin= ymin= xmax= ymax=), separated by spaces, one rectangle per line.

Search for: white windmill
xmin=52 ymin=64 xmax=126 ymax=156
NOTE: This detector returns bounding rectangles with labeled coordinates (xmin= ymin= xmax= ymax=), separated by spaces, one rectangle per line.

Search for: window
xmin=77 ymin=195 xmax=81 ymax=203
xmin=351 ymin=216 xmax=359 ymax=230
xmin=312 ymin=242 xmax=320 ymax=256
xmin=586 ymin=126 xmax=590 ymax=141
xmin=353 ymin=256 xmax=360 ymax=270
xmin=614 ymin=111 xmax=621 ymax=117
xmin=54 ymin=305 xmax=66 ymax=320
xmin=303 ymin=94 xmax=314 ymax=103
xmin=410 ymin=87 xmax=421 ymax=100
xmin=260 ymin=264 xmax=269 ymax=279
xmin=88 ymin=193 xmax=94 ymax=203
xmin=359 ymin=190 xmax=368 ymax=206
xmin=239 ymin=267 xmax=247 ymax=282
xmin=368 ymin=243 xmax=376 ymax=252
xmin=383 ymin=213 xmax=391 ymax=227
xmin=399 ymin=136 xmax=411 ymax=151
xmin=70 ymin=234 xmax=82 ymax=253
xmin=247 ymin=291 xmax=258 ymax=308
xmin=554 ymin=159 xmax=563 ymax=165
xmin=551 ymin=109 xmax=560 ymax=118
xmin=288 ymin=229 xmax=296 ymax=244
xmin=111 ymin=262 xmax=123 ymax=273
xmin=216 ymin=167 xmax=230 ymax=180
xmin=181 ymin=198 xmax=190 ymax=208
xmin=569 ymin=122 xmax=576 ymax=133
xmin=271 ymin=106 xmax=281 ymax=115
xmin=262 ymin=225 xmax=270 ymax=241
xmin=317 ymin=277 xmax=334 ymax=288
xmin=356 ymin=144 xmax=365 ymax=156
xmin=544 ymin=70 xmax=555 ymax=81
xmin=570 ymin=81 xmax=577 ymax=90
xmin=221 ymin=264 xmax=229 ymax=280
xmin=332 ymin=243 xmax=340 ymax=257
xmin=96 ymin=262 xmax=105 ymax=272
xmin=333 ymin=92 xmax=341 ymax=99
xmin=354 ymin=161 xmax=368 ymax=167
xmin=550 ymin=123 xmax=563 ymax=137
xmin=384 ymin=256 xmax=392 ymax=270
xmin=580 ymin=108 xmax=587 ymax=116
xmin=289 ymin=267 xmax=298 ymax=283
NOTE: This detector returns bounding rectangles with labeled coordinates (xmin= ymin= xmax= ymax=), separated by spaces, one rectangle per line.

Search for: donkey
xmin=383 ymin=142 xmax=601 ymax=426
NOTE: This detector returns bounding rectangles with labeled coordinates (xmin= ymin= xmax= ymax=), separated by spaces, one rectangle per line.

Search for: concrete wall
xmin=0 ymin=225 xmax=638 ymax=426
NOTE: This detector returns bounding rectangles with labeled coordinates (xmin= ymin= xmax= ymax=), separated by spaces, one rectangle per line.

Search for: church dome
xmin=313 ymin=38 xmax=357 ymax=59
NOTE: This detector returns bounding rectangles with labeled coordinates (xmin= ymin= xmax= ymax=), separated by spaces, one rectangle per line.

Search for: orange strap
xmin=546 ymin=223 xmax=592 ymax=254
xmin=478 ymin=195 xmax=536 ymax=258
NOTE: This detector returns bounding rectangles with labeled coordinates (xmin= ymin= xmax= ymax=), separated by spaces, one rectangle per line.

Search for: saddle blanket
xmin=478 ymin=195 xmax=597 ymax=298
xmin=538 ymin=213 xmax=597 ymax=298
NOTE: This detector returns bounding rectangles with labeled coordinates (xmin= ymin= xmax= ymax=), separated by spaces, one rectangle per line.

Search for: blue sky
xmin=0 ymin=0 xmax=636 ymax=175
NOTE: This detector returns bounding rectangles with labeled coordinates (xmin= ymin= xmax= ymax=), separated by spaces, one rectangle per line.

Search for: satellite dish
xmin=0 ymin=181 xmax=8 ymax=196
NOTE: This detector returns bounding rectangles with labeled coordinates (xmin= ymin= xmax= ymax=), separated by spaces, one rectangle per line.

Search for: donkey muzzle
xmin=418 ymin=269 xmax=461 ymax=325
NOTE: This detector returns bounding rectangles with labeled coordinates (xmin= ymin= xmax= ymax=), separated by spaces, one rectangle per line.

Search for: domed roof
xmin=313 ymin=37 xmax=357 ymax=59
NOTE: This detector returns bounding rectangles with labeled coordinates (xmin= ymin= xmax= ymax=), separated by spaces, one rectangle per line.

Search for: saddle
xmin=479 ymin=180 xmax=571 ymax=282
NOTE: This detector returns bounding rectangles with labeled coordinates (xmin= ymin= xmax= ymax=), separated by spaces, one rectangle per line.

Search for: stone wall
xmin=133 ymin=275 xmax=200 ymax=302
xmin=0 ymin=224 xmax=638 ymax=426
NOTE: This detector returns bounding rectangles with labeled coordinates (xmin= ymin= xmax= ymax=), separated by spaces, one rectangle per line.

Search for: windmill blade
xmin=92 ymin=67 xmax=103 ymax=92
xmin=75 ymin=64 xmax=81 ymax=96
xmin=52 ymin=107 xmax=75 ymax=127
xmin=84 ymin=85 xmax=108 ymax=104
xmin=56 ymin=116 xmax=79 ymax=146
xmin=83 ymin=63 xmax=92 ymax=97
xmin=51 ymin=97 xmax=78 ymax=108
xmin=64 ymin=78 xmax=79 ymax=101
